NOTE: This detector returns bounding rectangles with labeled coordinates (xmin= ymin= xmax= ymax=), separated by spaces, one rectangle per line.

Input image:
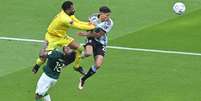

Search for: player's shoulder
xmin=48 ymin=50 xmax=63 ymax=59
xmin=102 ymin=18 xmax=114 ymax=28
xmin=106 ymin=18 xmax=114 ymax=27
xmin=89 ymin=13 xmax=99 ymax=21
xmin=58 ymin=10 xmax=72 ymax=21
xmin=97 ymin=18 xmax=113 ymax=33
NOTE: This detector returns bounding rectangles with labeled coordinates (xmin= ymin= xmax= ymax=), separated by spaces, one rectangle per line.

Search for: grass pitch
xmin=0 ymin=0 xmax=201 ymax=101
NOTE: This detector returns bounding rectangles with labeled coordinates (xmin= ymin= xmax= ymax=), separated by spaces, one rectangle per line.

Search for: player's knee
xmin=84 ymin=50 xmax=93 ymax=57
xmin=95 ymin=64 xmax=101 ymax=69
xmin=84 ymin=52 xmax=92 ymax=57
xmin=95 ymin=60 xmax=103 ymax=69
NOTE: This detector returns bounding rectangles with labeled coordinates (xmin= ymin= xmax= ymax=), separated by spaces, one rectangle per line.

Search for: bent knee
xmin=84 ymin=53 xmax=92 ymax=57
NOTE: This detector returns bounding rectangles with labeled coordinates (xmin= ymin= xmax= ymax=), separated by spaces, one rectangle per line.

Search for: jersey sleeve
xmin=62 ymin=14 xmax=95 ymax=30
xmin=70 ymin=15 xmax=89 ymax=25
xmin=97 ymin=20 xmax=113 ymax=33
xmin=89 ymin=16 xmax=97 ymax=23
xmin=62 ymin=14 xmax=74 ymax=26
xmin=88 ymin=14 xmax=99 ymax=25
xmin=47 ymin=51 xmax=61 ymax=60
xmin=70 ymin=21 xmax=95 ymax=30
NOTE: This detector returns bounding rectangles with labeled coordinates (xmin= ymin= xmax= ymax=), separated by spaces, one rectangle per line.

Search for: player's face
xmin=63 ymin=46 xmax=72 ymax=54
xmin=99 ymin=12 xmax=110 ymax=21
xmin=67 ymin=5 xmax=75 ymax=15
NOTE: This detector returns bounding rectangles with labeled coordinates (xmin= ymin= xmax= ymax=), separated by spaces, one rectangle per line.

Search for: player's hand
xmin=88 ymin=22 xmax=96 ymax=29
xmin=77 ymin=32 xmax=87 ymax=36
xmin=88 ymin=22 xmax=95 ymax=26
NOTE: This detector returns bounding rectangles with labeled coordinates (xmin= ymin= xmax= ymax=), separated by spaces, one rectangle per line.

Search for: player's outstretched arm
xmin=70 ymin=21 xmax=95 ymax=31
xmin=77 ymin=28 xmax=106 ymax=38
xmin=70 ymin=15 xmax=89 ymax=25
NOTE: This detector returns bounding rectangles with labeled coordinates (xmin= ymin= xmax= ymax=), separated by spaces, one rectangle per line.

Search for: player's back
xmin=47 ymin=11 xmax=72 ymax=38
xmin=44 ymin=50 xmax=76 ymax=79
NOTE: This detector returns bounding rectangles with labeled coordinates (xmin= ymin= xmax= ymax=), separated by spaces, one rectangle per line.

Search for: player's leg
xmin=70 ymin=42 xmax=86 ymax=75
xmin=68 ymin=40 xmax=84 ymax=52
xmin=35 ymin=73 xmax=57 ymax=101
xmin=73 ymin=44 xmax=94 ymax=75
xmin=60 ymin=36 xmax=85 ymax=75
xmin=74 ymin=38 xmax=94 ymax=75
xmin=84 ymin=45 xmax=93 ymax=57
xmin=35 ymin=94 xmax=43 ymax=101
xmin=32 ymin=40 xmax=48 ymax=74
xmin=43 ymin=93 xmax=51 ymax=101
xmin=35 ymin=93 xmax=51 ymax=101
xmin=82 ymin=37 xmax=94 ymax=58
xmin=79 ymin=44 xmax=105 ymax=90
xmin=79 ymin=55 xmax=104 ymax=89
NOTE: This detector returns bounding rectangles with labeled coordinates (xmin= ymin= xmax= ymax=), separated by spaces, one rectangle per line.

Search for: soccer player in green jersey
xmin=34 ymin=47 xmax=78 ymax=101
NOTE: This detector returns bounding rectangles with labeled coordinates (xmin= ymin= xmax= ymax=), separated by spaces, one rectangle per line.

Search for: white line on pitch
xmin=0 ymin=36 xmax=201 ymax=56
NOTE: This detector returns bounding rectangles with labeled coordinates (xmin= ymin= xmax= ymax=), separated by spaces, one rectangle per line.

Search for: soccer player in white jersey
xmin=77 ymin=6 xmax=114 ymax=90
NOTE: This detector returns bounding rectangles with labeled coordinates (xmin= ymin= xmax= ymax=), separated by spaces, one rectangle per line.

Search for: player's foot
xmin=74 ymin=66 xmax=86 ymax=75
xmin=78 ymin=77 xmax=85 ymax=90
xmin=32 ymin=64 xmax=40 ymax=74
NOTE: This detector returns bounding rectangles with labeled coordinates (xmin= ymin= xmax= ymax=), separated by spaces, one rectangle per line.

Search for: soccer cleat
xmin=32 ymin=64 xmax=40 ymax=74
xmin=78 ymin=77 xmax=85 ymax=90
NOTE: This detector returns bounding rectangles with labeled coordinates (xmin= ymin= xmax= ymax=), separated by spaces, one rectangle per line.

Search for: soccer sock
xmin=43 ymin=94 xmax=51 ymax=101
xmin=78 ymin=45 xmax=87 ymax=58
xmin=74 ymin=66 xmax=85 ymax=75
xmin=73 ymin=50 xmax=81 ymax=68
xmin=36 ymin=58 xmax=45 ymax=66
xmin=82 ymin=65 xmax=96 ymax=81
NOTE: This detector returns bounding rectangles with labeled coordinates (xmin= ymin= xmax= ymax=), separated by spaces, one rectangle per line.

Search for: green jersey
xmin=43 ymin=50 xmax=76 ymax=79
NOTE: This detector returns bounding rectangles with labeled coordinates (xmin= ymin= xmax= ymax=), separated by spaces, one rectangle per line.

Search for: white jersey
xmin=89 ymin=13 xmax=113 ymax=45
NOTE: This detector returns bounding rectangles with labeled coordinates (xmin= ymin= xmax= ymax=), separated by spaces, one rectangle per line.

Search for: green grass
xmin=1 ymin=49 xmax=201 ymax=101
xmin=0 ymin=0 xmax=201 ymax=101
xmin=110 ymin=8 xmax=201 ymax=53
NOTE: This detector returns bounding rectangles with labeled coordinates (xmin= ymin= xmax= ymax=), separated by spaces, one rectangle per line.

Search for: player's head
xmin=62 ymin=46 xmax=76 ymax=64
xmin=63 ymin=46 xmax=73 ymax=55
xmin=62 ymin=1 xmax=75 ymax=16
xmin=99 ymin=6 xmax=111 ymax=21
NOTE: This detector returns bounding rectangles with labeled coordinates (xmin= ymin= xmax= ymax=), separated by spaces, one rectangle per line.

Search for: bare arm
xmin=77 ymin=28 xmax=106 ymax=38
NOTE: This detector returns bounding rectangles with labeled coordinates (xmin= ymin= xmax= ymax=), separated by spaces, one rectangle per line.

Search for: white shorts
xmin=35 ymin=73 xmax=57 ymax=96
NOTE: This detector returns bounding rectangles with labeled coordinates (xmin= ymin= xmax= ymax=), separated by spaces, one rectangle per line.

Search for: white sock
xmin=43 ymin=94 xmax=51 ymax=101
xmin=91 ymin=65 xmax=97 ymax=72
